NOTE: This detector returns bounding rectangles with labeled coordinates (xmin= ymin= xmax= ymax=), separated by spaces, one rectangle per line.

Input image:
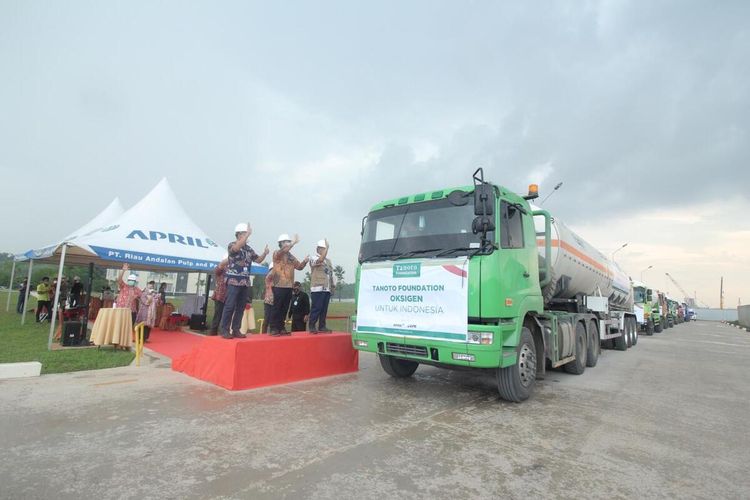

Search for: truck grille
xmin=386 ymin=343 xmax=428 ymax=357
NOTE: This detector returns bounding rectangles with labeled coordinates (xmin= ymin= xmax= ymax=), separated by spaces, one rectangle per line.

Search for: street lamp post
xmin=539 ymin=182 xmax=563 ymax=205
xmin=640 ymin=265 xmax=653 ymax=281
xmin=611 ymin=243 xmax=628 ymax=263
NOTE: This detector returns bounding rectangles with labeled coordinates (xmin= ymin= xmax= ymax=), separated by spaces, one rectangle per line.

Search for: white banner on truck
xmin=357 ymin=257 xmax=469 ymax=342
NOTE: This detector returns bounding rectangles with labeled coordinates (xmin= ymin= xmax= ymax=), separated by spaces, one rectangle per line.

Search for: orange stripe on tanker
xmin=536 ymin=239 xmax=612 ymax=276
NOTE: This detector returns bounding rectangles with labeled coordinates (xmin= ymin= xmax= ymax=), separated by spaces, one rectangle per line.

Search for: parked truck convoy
xmin=351 ymin=169 xmax=639 ymax=402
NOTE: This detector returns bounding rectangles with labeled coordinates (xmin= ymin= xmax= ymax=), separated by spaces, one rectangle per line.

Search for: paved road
xmin=1 ymin=321 xmax=749 ymax=499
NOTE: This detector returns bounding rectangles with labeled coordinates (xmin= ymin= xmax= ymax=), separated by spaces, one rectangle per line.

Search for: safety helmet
xmin=317 ymin=240 xmax=327 ymax=249
xmin=234 ymin=223 xmax=249 ymax=233
xmin=127 ymin=274 xmax=137 ymax=281
xmin=277 ymin=233 xmax=291 ymax=243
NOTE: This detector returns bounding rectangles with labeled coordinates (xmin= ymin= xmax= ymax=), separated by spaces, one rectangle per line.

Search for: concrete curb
xmin=0 ymin=361 xmax=42 ymax=380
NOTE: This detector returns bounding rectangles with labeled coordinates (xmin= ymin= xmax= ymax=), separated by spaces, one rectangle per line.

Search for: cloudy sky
xmin=1 ymin=1 xmax=748 ymax=307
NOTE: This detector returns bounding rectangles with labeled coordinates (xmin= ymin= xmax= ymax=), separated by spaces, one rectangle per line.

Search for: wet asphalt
xmin=1 ymin=320 xmax=749 ymax=499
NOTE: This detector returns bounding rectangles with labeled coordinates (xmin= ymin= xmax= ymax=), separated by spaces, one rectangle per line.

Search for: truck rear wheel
xmin=497 ymin=327 xmax=536 ymax=402
xmin=586 ymin=320 xmax=599 ymax=368
xmin=614 ymin=326 xmax=628 ymax=351
xmin=646 ymin=319 xmax=654 ymax=335
xmin=564 ymin=322 xmax=587 ymax=375
xmin=631 ymin=318 xmax=638 ymax=346
xmin=654 ymin=320 xmax=663 ymax=333
xmin=626 ymin=321 xmax=633 ymax=348
xmin=378 ymin=354 xmax=419 ymax=378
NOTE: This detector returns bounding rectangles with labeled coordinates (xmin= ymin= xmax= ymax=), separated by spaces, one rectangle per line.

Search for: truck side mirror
xmin=474 ymin=183 xmax=494 ymax=216
xmin=472 ymin=215 xmax=495 ymax=234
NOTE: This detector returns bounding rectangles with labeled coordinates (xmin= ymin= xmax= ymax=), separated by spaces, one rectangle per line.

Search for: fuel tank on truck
xmin=532 ymin=206 xmax=633 ymax=310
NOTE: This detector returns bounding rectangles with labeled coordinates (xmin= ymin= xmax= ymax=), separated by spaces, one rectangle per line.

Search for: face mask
xmin=127 ymin=280 xmax=136 ymax=286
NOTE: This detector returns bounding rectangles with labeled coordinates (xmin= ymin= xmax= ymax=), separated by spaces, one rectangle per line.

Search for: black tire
xmin=626 ymin=320 xmax=633 ymax=348
xmin=497 ymin=327 xmax=537 ymax=402
xmin=564 ymin=322 xmax=587 ymax=375
xmin=631 ymin=318 xmax=638 ymax=346
xmin=586 ymin=320 xmax=599 ymax=368
xmin=646 ymin=319 xmax=654 ymax=336
xmin=378 ymin=354 xmax=419 ymax=378
xmin=654 ymin=320 xmax=663 ymax=333
xmin=614 ymin=323 xmax=628 ymax=351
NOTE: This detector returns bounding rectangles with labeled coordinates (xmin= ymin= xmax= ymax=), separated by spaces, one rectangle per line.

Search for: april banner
xmin=357 ymin=258 xmax=469 ymax=342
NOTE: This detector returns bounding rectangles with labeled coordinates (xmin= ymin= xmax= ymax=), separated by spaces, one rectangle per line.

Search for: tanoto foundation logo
xmin=393 ymin=262 xmax=420 ymax=278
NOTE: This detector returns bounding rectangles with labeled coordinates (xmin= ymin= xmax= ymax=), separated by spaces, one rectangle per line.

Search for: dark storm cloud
xmin=1 ymin=0 xmax=748 ymax=273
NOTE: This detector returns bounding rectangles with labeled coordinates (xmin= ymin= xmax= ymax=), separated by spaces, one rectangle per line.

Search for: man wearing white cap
xmin=116 ymin=263 xmax=142 ymax=325
xmin=220 ymin=222 xmax=269 ymax=340
xmin=269 ymin=234 xmax=309 ymax=335
xmin=308 ymin=238 xmax=335 ymax=333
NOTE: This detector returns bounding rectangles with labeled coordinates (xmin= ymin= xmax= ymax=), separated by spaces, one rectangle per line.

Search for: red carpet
xmin=172 ymin=332 xmax=359 ymax=390
xmin=146 ymin=328 xmax=206 ymax=360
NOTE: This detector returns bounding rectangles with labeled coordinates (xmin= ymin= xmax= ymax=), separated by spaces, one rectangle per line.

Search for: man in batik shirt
xmin=220 ymin=222 xmax=269 ymax=339
xmin=269 ymin=234 xmax=308 ymax=336
xmin=116 ymin=263 xmax=142 ymax=325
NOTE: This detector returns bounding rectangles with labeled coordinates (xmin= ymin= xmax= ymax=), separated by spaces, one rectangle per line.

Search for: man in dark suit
xmin=287 ymin=281 xmax=310 ymax=332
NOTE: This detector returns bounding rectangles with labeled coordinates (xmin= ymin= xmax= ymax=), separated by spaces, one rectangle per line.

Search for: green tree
xmin=333 ymin=265 xmax=345 ymax=301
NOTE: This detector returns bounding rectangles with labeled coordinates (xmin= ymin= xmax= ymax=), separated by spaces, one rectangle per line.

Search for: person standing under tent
xmin=308 ymin=239 xmax=335 ymax=333
xmin=270 ymin=234 xmax=308 ymax=336
xmin=115 ymin=263 xmax=142 ymax=325
xmin=135 ymin=281 xmax=160 ymax=341
xmin=35 ymin=277 xmax=52 ymax=323
xmin=69 ymin=276 xmax=84 ymax=307
xmin=101 ymin=286 xmax=115 ymax=308
xmin=220 ymin=223 xmax=269 ymax=340
xmin=155 ymin=282 xmax=168 ymax=327
xmin=287 ymin=281 xmax=310 ymax=332
xmin=16 ymin=279 xmax=27 ymax=314
xmin=210 ymin=257 xmax=229 ymax=335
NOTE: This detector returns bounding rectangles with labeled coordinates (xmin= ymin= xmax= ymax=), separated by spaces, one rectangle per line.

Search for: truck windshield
xmin=359 ymin=197 xmax=493 ymax=263
xmin=634 ymin=286 xmax=646 ymax=303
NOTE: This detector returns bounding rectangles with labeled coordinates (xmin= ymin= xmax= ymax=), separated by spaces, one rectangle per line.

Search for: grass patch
xmin=0 ymin=291 xmax=134 ymax=374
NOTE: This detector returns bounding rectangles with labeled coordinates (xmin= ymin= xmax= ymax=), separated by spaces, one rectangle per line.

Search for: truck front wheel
xmin=378 ymin=355 xmax=419 ymax=378
xmin=654 ymin=320 xmax=663 ymax=333
xmin=631 ymin=318 xmax=638 ymax=346
xmin=646 ymin=319 xmax=654 ymax=335
xmin=497 ymin=327 xmax=536 ymax=403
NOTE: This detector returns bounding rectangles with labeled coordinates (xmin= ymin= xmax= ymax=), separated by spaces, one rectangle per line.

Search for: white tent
xmin=7 ymin=198 xmax=124 ymax=317
xmin=24 ymin=197 xmax=125 ymax=261
xmin=23 ymin=178 xmax=267 ymax=349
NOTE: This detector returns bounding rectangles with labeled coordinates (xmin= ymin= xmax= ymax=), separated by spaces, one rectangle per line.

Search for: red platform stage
xmin=171 ymin=332 xmax=359 ymax=390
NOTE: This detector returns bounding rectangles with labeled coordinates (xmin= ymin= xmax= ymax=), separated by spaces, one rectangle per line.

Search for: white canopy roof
xmin=24 ymin=178 xmax=267 ymax=274
xmin=20 ymin=198 xmax=125 ymax=262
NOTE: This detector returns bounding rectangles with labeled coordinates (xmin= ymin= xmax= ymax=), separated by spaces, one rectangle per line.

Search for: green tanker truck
xmin=633 ymin=281 xmax=663 ymax=334
xmin=351 ymin=169 xmax=637 ymax=402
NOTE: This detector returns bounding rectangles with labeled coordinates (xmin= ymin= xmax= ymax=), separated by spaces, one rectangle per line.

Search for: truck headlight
xmin=354 ymin=340 xmax=368 ymax=348
xmin=467 ymin=331 xmax=493 ymax=345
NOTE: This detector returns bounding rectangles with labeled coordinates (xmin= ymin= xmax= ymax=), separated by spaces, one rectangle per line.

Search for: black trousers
xmin=210 ymin=300 xmax=224 ymax=334
xmin=271 ymin=287 xmax=293 ymax=331
xmin=290 ymin=317 xmax=307 ymax=332
xmin=36 ymin=300 xmax=52 ymax=322
xmin=262 ymin=303 xmax=273 ymax=333
xmin=16 ymin=294 xmax=25 ymax=314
